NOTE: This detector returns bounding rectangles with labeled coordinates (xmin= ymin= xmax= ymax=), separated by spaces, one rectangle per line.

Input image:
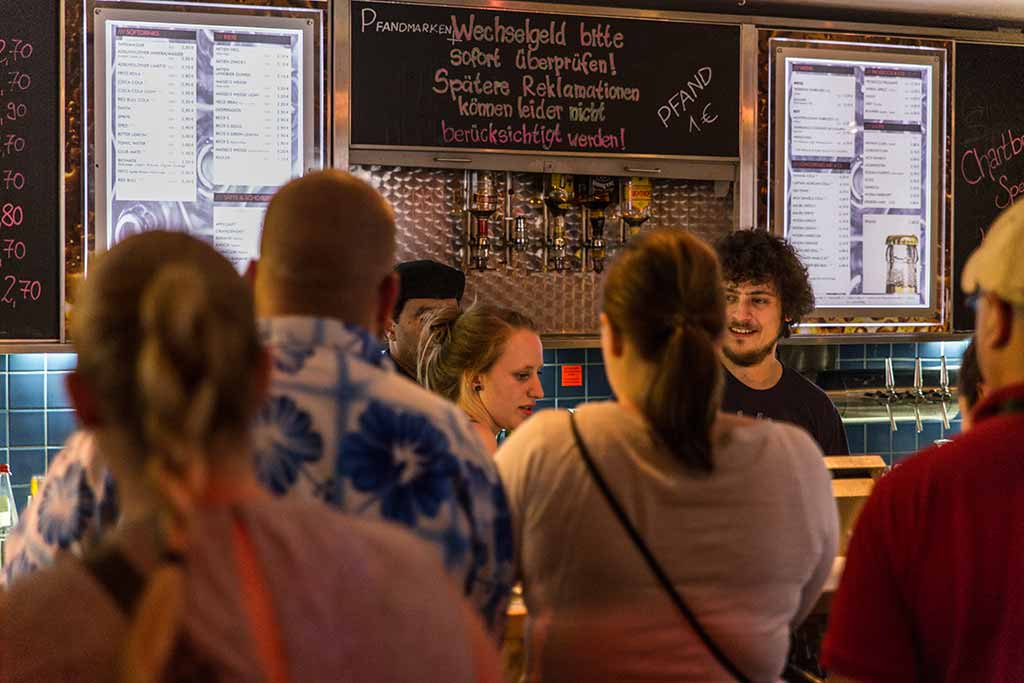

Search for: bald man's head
xmin=256 ymin=170 xmax=399 ymax=332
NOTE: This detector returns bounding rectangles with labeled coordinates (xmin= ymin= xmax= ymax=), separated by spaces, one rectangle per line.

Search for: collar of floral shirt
xmin=257 ymin=316 xmax=388 ymax=369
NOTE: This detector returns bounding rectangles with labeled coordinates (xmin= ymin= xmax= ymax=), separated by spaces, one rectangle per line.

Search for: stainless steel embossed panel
xmin=354 ymin=165 xmax=734 ymax=336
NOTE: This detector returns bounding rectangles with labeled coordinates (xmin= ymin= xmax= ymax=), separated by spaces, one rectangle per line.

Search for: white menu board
xmin=775 ymin=48 xmax=942 ymax=314
xmin=94 ymin=10 xmax=320 ymax=272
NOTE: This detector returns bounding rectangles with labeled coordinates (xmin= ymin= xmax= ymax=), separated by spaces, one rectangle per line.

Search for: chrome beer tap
xmin=938 ymin=355 xmax=952 ymax=430
xmin=911 ymin=357 xmax=925 ymax=434
xmin=884 ymin=357 xmax=899 ymax=433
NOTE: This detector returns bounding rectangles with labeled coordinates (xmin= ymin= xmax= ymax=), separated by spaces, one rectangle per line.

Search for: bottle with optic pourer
xmin=544 ymin=174 xmax=574 ymax=272
xmin=469 ymin=171 xmax=498 ymax=272
xmin=513 ymin=215 xmax=529 ymax=252
xmin=581 ymin=176 xmax=616 ymax=273
xmin=621 ymin=177 xmax=652 ymax=240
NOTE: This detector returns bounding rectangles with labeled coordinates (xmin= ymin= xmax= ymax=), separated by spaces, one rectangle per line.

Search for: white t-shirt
xmin=496 ymin=402 xmax=838 ymax=683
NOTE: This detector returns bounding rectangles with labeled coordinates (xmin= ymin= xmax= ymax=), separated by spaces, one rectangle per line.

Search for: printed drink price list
xmin=786 ymin=64 xmax=855 ymax=301
xmin=0 ymin=2 xmax=61 ymax=339
xmin=102 ymin=15 xmax=307 ymax=273
xmin=782 ymin=56 xmax=933 ymax=309
xmin=113 ymin=27 xmax=197 ymax=202
xmin=213 ymin=33 xmax=294 ymax=187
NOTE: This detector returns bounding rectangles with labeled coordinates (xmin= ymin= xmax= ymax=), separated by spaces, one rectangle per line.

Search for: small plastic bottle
xmin=0 ymin=463 xmax=19 ymax=568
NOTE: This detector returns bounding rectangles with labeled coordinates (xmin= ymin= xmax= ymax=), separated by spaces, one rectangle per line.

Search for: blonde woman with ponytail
xmin=495 ymin=229 xmax=838 ymax=683
xmin=418 ymin=304 xmax=544 ymax=455
xmin=0 ymin=232 xmax=499 ymax=683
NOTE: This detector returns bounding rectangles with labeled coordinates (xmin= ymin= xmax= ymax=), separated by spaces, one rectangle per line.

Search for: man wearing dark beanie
xmin=386 ymin=259 xmax=466 ymax=382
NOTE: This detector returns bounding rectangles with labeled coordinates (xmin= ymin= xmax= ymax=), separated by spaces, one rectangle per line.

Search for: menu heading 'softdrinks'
xmin=782 ymin=57 xmax=935 ymax=310
xmin=104 ymin=20 xmax=305 ymax=271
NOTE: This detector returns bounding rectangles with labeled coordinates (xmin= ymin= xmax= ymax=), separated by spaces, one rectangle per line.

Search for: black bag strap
xmin=569 ymin=412 xmax=753 ymax=683
xmin=82 ymin=545 xmax=148 ymax=616
xmin=82 ymin=544 xmax=185 ymax=616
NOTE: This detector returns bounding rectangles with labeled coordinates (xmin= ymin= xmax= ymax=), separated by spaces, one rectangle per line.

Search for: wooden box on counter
xmin=826 ymin=456 xmax=887 ymax=556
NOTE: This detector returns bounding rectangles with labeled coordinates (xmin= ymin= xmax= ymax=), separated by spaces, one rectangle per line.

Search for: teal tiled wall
xmin=0 ymin=353 xmax=79 ymax=512
xmin=0 ymin=340 xmax=972 ymax=511
xmin=835 ymin=340 xmax=969 ymax=466
xmin=537 ymin=340 xmax=972 ymax=468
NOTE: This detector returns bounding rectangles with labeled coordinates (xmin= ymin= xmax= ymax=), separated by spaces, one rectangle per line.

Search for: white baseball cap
xmin=962 ymin=199 xmax=1024 ymax=306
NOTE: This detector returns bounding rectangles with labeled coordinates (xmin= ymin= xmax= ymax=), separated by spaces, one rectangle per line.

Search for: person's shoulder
xmin=293 ymin=501 xmax=452 ymax=585
xmin=781 ymin=365 xmax=833 ymax=400
xmin=718 ymin=409 xmax=818 ymax=446
xmin=45 ymin=429 xmax=99 ymax=470
xmin=881 ymin=420 xmax=1011 ymax=491
xmin=499 ymin=405 xmax=584 ymax=453
xmin=365 ymin=363 xmax=466 ymax=419
xmin=4 ymin=555 xmax=84 ymax=611
xmin=280 ymin=349 xmax=486 ymax=450
xmin=718 ymin=411 xmax=825 ymax=467
xmin=495 ymin=407 xmax=577 ymax=474
xmin=4 ymin=554 xmax=123 ymax=647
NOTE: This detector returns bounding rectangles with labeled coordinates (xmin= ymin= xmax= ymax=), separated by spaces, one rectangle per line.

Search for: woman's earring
xmin=474 ymin=384 xmax=483 ymax=392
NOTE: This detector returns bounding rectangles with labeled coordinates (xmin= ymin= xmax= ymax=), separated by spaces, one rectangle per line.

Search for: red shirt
xmin=822 ymin=382 xmax=1024 ymax=683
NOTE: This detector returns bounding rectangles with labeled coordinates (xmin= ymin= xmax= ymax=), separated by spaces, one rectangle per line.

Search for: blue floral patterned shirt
xmin=1 ymin=317 xmax=515 ymax=636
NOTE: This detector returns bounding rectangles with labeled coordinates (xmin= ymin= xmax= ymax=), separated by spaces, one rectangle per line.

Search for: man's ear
xmin=67 ymin=371 xmax=102 ymax=428
xmin=989 ymin=295 xmax=1014 ymax=349
xmin=376 ymin=272 xmax=399 ymax=338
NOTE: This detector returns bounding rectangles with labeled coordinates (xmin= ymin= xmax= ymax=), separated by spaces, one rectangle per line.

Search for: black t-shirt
xmin=721 ymin=364 xmax=849 ymax=455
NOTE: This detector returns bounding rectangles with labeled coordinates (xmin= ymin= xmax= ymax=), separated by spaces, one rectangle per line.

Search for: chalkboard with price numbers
xmin=0 ymin=1 xmax=61 ymax=340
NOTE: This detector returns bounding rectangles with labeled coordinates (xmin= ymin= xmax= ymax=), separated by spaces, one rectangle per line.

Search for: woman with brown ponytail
xmin=0 ymin=232 xmax=499 ymax=683
xmin=495 ymin=229 xmax=838 ymax=682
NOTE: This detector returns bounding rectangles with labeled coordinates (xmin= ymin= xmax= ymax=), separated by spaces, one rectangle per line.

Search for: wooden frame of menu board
xmin=91 ymin=5 xmax=323 ymax=272
xmin=770 ymin=40 xmax=946 ymax=327
xmin=0 ymin=0 xmax=64 ymax=343
xmin=340 ymin=0 xmax=743 ymax=182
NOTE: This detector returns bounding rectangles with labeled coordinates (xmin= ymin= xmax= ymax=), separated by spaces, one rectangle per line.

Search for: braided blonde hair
xmin=72 ymin=231 xmax=262 ymax=682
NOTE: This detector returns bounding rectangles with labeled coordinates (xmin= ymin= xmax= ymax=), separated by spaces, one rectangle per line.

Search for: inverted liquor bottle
xmin=544 ymin=174 xmax=574 ymax=272
xmin=621 ymin=177 xmax=652 ymax=239
xmin=582 ymin=176 xmax=617 ymax=272
xmin=469 ymin=171 xmax=498 ymax=271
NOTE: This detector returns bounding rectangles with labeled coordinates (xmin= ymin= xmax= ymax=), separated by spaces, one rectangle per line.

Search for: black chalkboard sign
xmin=350 ymin=1 xmax=740 ymax=158
xmin=0 ymin=1 xmax=61 ymax=340
xmin=952 ymin=42 xmax=1024 ymax=331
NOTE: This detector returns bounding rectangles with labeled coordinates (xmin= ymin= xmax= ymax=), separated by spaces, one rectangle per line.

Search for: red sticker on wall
xmin=561 ymin=365 xmax=583 ymax=387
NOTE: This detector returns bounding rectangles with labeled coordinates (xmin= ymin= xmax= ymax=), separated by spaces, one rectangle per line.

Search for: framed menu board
xmin=771 ymin=41 xmax=945 ymax=323
xmin=349 ymin=1 xmax=740 ymax=159
xmin=93 ymin=6 xmax=323 ymax=272
xmin=0 ymin=1 xmax=62 ymax=341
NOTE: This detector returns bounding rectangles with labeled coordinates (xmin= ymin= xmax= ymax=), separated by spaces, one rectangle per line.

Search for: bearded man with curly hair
xmin=714 ymin=230 xmax=848 ymax=455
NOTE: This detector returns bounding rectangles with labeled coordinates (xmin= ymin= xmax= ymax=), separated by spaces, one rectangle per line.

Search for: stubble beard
xmin=722 ymin=331 xmax=780 ymax=367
